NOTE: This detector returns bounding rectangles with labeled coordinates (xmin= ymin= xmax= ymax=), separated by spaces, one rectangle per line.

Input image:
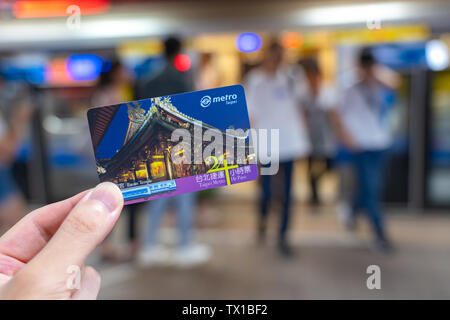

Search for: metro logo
xmin=212 ymin=94 xmax=238 ymax=103
xmin=200 ymin=93 xmax=238 ymax=107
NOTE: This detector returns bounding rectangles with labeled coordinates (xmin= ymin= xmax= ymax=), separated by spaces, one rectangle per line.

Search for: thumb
xmin=28 ymin=182 xmax=123 ymax=279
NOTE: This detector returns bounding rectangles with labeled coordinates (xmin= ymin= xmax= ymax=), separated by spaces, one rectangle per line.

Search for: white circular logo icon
xmin=200 ymin=95 xmax=212 ymax=108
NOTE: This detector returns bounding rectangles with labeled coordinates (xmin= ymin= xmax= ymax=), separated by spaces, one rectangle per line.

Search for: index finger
xmin=0 ymin=190 xmax=90 ymax=264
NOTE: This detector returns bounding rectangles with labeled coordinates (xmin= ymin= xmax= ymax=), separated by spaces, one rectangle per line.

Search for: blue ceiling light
xmin=236 ymin=32 xmax=262 ymax=53
xmin=67 ymin=54 xmax=103 ymax=81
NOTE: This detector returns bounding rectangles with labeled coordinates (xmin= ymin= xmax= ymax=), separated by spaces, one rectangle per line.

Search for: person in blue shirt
xmin=337 ymin=47 xmax=401 ymax=252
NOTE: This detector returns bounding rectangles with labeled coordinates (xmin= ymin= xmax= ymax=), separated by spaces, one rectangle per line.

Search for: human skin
xmin=0 ymin=182 xmax=123 ymax=299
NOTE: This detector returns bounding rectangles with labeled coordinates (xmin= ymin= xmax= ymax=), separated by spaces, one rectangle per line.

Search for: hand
xmin=373 ymin=65 xmax=401 ymax=89
xmin=341 ymin=134 xmax=359 ymax=153
xmin=0 ymin=182 xmax=123 ymax=300
xmin=328 ymin=110 xmax=359 ymax=153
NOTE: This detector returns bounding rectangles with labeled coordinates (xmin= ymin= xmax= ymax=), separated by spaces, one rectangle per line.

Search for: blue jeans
xmin=351 ymin=150 xmax=387 ymax=241
xmin=145 ymin=192 xmax=197 ymax=248
xmin=260 ymin=160 xmax=294 ymax=241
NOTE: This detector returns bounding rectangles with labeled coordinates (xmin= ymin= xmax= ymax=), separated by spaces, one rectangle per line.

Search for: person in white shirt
xmin=338 ymin=47 xmax=400 ymax=251
xmin=245 ymin=42 xmax=310 ymax=257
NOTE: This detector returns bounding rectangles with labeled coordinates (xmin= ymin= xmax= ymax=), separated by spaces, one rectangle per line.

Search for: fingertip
xmin=88 ymin=182 xmax=124 ymax=213
xmin=28 ymin=183 xmax=124 ymax=276
xmin=99 ymin=181 xmax=124 ymax=205
xmin=104 ymin=182 xmax=124 ymax=210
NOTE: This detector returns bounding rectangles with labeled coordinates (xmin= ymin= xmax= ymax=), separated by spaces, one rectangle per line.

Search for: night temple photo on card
xmin=87 ymin=86 xmax=258 ymax=205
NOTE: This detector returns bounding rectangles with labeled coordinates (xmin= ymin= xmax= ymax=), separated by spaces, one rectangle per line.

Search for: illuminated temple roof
xmin=123 ymin=101 xmax=148 ymax=146
xmin=129 ymin=96 xmax=248 ymax=140
xmin=97 ymin=96 xmax=249 ymax=180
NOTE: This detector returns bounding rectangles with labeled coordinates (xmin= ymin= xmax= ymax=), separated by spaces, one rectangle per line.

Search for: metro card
xmin=87 ymin=85 xmax=258 ymax=205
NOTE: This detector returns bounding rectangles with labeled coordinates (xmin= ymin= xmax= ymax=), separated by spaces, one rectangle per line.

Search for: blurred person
xmin=137 ymin=37 xmax=210 ymax=267
xmin=91 ymin=60 xmax=133 ymax=107
xmin=245 ymin=42 xmax=310 ymax=257
xmin=297 ymin=58 xmax=338 ymax=207
xmin=337 ymin=47 xmax=400 ymax=251
xmin=0 ymin=75 xmax=33 ymax=235
xmin=333 ymin=148 xmax=356 ymax=231
xmin=91 ymin=60 xmax=137 ymax=261
xmin=0 ymin=182 xmax=123 ymax=299
xmin=195 ymin=52 xmax=220 ymax=90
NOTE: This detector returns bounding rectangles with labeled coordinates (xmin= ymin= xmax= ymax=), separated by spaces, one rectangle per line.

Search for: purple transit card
xmin=87 ymin=85 xmax=258 ymax=205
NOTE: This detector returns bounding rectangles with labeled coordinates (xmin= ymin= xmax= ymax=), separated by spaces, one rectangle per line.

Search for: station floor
xmin=93 ymin=170 xmax=450 ymax=300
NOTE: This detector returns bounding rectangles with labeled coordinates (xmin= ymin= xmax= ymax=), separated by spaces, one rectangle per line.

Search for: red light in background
xmin=13 ymin=0 xmax=110 ymax=19
xmin=174 ymin=54 xmax=191 ymax=72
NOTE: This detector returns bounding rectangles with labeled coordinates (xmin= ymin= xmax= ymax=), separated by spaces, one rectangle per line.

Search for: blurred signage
xmin=13 ymin=0 xmax=110 ymax=19
xmin=333 ymin=25 xmax=429 ymax=44
xmin=45 ymin=56 xmax=99 ymax=87
xmin=117 ymin=40 xmax=163 ymax=58
xmin=0 ymin=53 xmax=47 ymax=83
xmin=372 ymin=42 xmax=428 ymax=70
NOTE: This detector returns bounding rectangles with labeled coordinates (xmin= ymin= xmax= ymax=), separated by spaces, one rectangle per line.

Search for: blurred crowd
xmin=0 ymin=35 xmax=401 ymax=267
xmin=246 ymin=42 xmax=400 ymax=256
